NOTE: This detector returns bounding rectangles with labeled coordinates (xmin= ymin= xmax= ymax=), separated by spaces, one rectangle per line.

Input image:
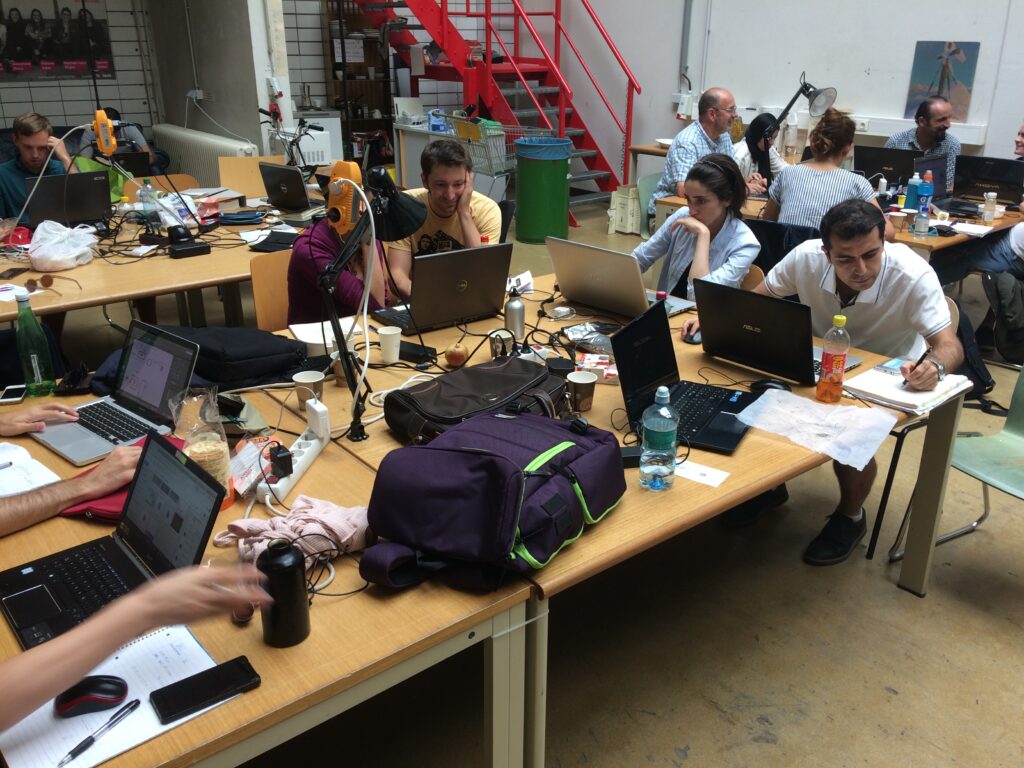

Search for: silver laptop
xmin=258 ymin=161 xmax=325 ymax=220
xmin=545 ymin=237 xmax=694 ymax=318
xmin=31 ymin=322 xmax=199 ymax=466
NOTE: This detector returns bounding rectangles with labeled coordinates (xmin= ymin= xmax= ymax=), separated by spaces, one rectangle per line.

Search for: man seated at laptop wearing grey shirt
xmin=682 ymin=199 xmax=963 ymax=566
xmin=0 ymin=404 xmax=139 ymax=537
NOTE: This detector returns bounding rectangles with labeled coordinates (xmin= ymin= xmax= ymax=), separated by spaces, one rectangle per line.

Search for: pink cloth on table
xmin=213 ymin=495 xmax=370 ymax=567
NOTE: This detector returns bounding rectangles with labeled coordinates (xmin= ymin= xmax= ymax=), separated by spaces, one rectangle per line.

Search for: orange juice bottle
xmin=816 ymin=314 xmax=850 ymax=403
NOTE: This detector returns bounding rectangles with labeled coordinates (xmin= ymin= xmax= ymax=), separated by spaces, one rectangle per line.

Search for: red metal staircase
xmin=353 ymin=0 xmax=641 ymax=220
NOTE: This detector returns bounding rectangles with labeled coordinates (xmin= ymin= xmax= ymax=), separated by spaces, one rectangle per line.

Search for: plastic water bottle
xmin=639 ymin=385 xmax=678 ymax=491
xmin=914 ymin=170 xmax=933 ymax=235
xmin=815 ymin=314 xmax=850 ymax=404
xmin=905 ymin=172 xmax=921 ymax=212
xmin=138 ymin=178 xmax=161 ymax=230
xmin=982 ymin=191 xmax=997 ymax=223
xmin=14 ymin=287 xmax=54 ymax=397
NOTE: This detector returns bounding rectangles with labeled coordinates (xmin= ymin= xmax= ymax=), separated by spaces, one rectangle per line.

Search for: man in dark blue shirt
xmin=0 ymin=112 xmax=77 ymax=224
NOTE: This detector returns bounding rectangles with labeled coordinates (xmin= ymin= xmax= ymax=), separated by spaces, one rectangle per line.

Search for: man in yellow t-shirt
xmin=386 ymin=138 xmax=501 ymax=300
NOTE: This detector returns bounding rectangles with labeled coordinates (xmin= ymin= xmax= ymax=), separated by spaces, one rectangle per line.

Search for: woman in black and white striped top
xmin=763 ymin=108 xmax=893 ymax=239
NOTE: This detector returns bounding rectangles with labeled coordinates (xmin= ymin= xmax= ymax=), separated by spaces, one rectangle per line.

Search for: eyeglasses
xmin=24 ymin=274 xmax=82 ymax=297
xmin=719 ymin=105 xmax=738 ymax=115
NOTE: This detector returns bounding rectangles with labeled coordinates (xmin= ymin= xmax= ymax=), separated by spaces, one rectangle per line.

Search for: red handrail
xmin=555 ymin=20 xmax=624 ymax=134
xmin=505 ymin=0 xmax=573 ymax=99
xmin=580 ymin=0 xmax=641 ymax=95
xmin=486 ymin=19 xmax=554 ymax=131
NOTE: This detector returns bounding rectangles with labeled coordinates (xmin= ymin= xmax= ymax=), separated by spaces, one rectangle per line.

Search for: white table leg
xmin=524 ymin=596 xmax=549 ymax=768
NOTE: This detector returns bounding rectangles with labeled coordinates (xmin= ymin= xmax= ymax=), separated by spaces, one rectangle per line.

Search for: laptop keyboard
xmin=374 ymin=306 xmax=414 ymax=333
xmin=669 ymin=381 xmax=735 ymax=440
xmin=44 ymin=548 xmax=131 ymax=625
xmin=78 ymin=401 xmax=150 ymax=444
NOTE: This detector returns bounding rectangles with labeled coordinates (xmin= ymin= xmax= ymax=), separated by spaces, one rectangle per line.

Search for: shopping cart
xmin=445 ymin=115 xmax=555 ymax=177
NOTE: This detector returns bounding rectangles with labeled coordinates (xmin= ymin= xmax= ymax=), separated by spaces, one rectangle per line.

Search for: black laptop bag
xmin=383 ymin=356 xmax=570 ymax=444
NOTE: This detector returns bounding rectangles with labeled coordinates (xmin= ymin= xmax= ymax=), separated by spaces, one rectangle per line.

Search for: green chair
xmin=886 ymin=369 xmax=1024 ymax=561
xmin=637 ymin=172 xmax=661 ymax=240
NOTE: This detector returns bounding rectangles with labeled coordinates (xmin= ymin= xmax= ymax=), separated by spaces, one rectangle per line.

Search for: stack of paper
xmin=843 ymin=359 xmax=973 ymax=415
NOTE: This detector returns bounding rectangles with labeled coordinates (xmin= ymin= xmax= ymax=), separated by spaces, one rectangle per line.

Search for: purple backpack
xmin=360 ymin=412 xmax=626 ymax=590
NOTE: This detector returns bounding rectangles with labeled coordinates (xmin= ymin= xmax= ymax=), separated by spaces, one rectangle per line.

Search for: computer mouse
xmin=683 ymin=330 xmax=702 ymax=345
xmin=749 ymin=377 xmax=792 ymax=394
xmin=54 ymin=675 xmax=128 ymax=718
xmin=166 ymin=225 xmax=192 ymax=244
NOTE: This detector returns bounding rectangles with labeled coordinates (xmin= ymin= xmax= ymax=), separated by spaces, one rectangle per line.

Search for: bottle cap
xmin=11 ymin=286 xmax=30 ymax=301
xmin=508 ymin=286 xmax=520 ymax=298
xmin=480 ymin=235 xmax=489 ymax=243
xmin=655 ymin=290 xmax=667 ymax=300
xmin=654 ymin=385 xmax=670 ymax=404
xmin=923 ymin=170 xmax=933 ymax=182
xmin=833 ymin=314 xmax=847 ymax=328
xmin=910 ymin=172 xmax=920 ymax=181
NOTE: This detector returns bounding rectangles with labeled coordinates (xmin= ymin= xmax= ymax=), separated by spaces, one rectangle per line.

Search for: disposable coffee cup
xmin=377 ymin=326 xmax=402 ymax=364
xmin=489 ymin=329 xmax=515 ymax=358
xmin=889 ymin=211 xmax=908 ymax=232
xmin=567 ymin=370 xmax=598 ymax=413
xmin=292 ymin=370 xmax=325 ymax=409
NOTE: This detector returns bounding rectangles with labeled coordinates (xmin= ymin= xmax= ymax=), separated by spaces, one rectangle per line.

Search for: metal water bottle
xmin=504 ymin=286 xmax=525 ymax=340
xmin=256 ymin=539 xmax=310 ymax=647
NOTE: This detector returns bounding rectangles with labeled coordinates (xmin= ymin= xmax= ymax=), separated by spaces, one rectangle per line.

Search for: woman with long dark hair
xmin=733 ymin=113 xmax=786 ymax=193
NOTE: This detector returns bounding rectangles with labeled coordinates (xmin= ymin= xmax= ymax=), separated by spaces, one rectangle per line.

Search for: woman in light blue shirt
xmin=632 ymin=153 xmax=759 ymax=300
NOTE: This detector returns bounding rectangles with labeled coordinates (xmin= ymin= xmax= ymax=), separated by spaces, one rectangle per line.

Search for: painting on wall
xmin=904 ymin=41 xmax=980 ymax=123
xmin=0 ymin=0 xmax=114 ymax=82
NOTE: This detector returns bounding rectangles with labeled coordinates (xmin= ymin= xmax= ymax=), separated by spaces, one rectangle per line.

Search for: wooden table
xmin=626 ymin=142 xmax=669 ymax=184
xmin=0 ymin=395 xmax=531 ymax=768
xmin=0 ymin=226 xmax=261 ymax=327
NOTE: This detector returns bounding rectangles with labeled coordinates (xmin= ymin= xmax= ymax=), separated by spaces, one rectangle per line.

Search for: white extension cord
xmin=256 ymin=398 xmax=329 ymax=505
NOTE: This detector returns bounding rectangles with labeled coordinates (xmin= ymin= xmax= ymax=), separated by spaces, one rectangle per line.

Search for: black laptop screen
xmin=24 ymin=170 xmax=110 ymax=227
xmin=853 ymin=146 xmax=922 ymax=187
xmin=952 ymin=155 xmax=1024 ymax=203
xmin=610 ymin=301 xmax=680 ymax=424
xmin=113 ymin=322 xmax=198 ymax=425
xmin=117 ymin=434 xmax=224 ymax=576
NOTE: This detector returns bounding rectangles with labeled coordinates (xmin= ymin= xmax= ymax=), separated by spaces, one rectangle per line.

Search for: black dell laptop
xmin=611 ymin=300 xmax=758 ymax=454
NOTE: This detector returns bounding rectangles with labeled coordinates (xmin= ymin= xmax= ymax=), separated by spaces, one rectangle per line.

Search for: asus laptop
xmin=611 ymin=300 xmax=758 ymax=454
xmin=546 ymin=237 xmax=695 ymax=318
xmin=853 ymin=146 xmax=923 ymax=188
xmin=936 ymin=155 xmax=1024 ymax=209
xmin=258 ymin=161 xmax=325 ymax=221
xmin=31 ymin=321 xmax=199 ymax=466
xmin=374 ymin=243 xmax=514 ymax=335
xmin=0 ymin=433 xmax=224 ymax=649
xmin=24 ymin=171 xmax=110 ymax=228
xmin=693 ymin=279 xmax=862 ymax=386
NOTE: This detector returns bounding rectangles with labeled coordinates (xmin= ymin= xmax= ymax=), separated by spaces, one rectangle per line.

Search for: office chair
xmin=882 ymin=368 xmax=1024 ymax=562
xmin=498 ymin=199 xmax=516 ymax=244
xmin=250 ymin=249 xmax=292 ymax=332
xmin=636 ymin=172 xmax=662 ymax=240
xmin=745 ymin=219 xmax=819 ymax=274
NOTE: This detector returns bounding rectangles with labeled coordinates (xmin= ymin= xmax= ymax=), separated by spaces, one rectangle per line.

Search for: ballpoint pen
xmin=56 ymin=698 xmax=140 ymax=767
xmin=901 ymin=346 xmax=933 ymax=389
xmin=0 ymin=461 xmax=12 ymax=471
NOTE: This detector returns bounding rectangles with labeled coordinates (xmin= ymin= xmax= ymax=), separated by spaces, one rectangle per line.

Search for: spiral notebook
xmin=0 ymin=625 xmax=216 ymax=768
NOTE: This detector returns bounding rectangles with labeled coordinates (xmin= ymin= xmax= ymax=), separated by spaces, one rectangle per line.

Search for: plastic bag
xmin=171 ymin=388 xmax=233 ymax=504
xmin=561 ymin=321 xmax=620 ymax=356
xmin=28 ymin=221 xmax=96 ymax=271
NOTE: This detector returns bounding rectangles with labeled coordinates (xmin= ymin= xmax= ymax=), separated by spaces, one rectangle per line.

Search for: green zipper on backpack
xmin=515 ymin=441 xmax=586 ymax=569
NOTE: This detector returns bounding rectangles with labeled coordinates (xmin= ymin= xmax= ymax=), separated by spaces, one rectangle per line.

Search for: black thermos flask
xmin=256 ymin=539 xmax=310 ymax=647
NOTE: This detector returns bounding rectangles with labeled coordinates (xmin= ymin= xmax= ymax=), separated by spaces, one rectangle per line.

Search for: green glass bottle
xmin=14 ymin=287 xmax=54 ymax=397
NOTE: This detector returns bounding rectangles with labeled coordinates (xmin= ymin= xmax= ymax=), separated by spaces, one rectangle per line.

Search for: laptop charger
xmin=169 ymin=241 xmax=212 ymax=258
xmin=399 ymin=340 xmax=436 ymax=364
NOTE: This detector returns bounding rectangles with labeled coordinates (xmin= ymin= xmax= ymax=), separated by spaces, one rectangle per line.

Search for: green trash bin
xmin=514 ymin=137 xmax=572 ymax=244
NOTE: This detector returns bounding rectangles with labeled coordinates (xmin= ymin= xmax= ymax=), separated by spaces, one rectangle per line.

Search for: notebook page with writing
xmin=844 ymin=359 xmax=973 ymax=415
xmin=0 ymin=443 xmax=61 ymax=498
xmin=0 ymin=625 xmax=215 ymax=768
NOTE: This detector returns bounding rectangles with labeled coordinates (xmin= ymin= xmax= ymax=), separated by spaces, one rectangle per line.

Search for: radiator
xmin=152 ymin=124 xmax=256 ymax=186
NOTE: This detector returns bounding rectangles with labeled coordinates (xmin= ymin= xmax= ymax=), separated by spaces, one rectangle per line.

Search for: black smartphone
xmin=149 ymin=655 xmax=260 ymax=725
xmin=0 ymin=267 xmax=28 ymax=280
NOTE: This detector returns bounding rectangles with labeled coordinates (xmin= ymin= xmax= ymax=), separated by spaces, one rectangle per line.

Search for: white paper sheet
xmin=736 ymin=390 xmax=898 ymax=471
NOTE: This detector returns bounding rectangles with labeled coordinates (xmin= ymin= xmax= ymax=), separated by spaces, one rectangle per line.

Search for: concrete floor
xmin=60 ymin=208 xmax=1023 ymax=767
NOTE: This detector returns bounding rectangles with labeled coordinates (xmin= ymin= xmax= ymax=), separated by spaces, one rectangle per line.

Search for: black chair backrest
xmin=498 ymin=199 xmax=516 ymax=244
xmin=745 ymin=219 xmax=820 ymax=274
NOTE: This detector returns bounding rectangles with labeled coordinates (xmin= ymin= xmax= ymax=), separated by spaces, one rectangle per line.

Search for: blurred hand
xmin=46 ymin=135 xmax=71 ymax=165
xmin=669 ymin=216 xmax=710 ymax=238
xmin=76 ymin=445 xmax=141 ymax=497
xmin=0 ymin=403 xmax=78 ymax=436
xmin=457 ymin=171 xmax=475 ymax=216
xmin=679 ymin=315 xmax=702 ymax=340
xmin=746 ymin=174 xmax=767 ymax=195
xmin=125 ymin=565 xmax=271 ymax=630
xmin=899 ymin=358 xmax=939 ymax=391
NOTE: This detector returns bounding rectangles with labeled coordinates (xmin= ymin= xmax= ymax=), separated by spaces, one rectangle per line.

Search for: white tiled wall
xmin=0 ymin=0 xmax=158 ymax=139
xmin=282 ymin=0 xmax=329 ymax=104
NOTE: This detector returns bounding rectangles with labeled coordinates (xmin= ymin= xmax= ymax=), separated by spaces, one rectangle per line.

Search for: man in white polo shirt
xmin=683 ymin=199 xmax=964 ymax=565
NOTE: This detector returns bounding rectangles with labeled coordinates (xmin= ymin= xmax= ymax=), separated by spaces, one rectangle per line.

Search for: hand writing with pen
xmin=900 ymin=347 xmax=941 ymax=391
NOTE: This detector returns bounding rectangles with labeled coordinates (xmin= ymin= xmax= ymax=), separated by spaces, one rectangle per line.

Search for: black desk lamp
xmin=763 ymin=71 xmax=838 ymax=145
xmin=319 ymin=163 xmax=427 ymax=441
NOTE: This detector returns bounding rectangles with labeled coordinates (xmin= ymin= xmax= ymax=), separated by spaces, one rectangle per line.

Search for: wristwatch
xmin=926 ymin=356 xmax=946 ymax=380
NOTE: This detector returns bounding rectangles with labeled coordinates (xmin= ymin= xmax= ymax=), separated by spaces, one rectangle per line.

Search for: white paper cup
xmin=377 ymin=326 xmax=402 ymax=364
xmin=292 ymin=370 xmax=325 ymax=409
xmin=567 ymin=370 xmax=599 ymax=412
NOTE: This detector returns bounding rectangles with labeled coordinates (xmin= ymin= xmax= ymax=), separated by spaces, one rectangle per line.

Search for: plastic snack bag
xmin=171 ymin=388 xmax=234 ymax=508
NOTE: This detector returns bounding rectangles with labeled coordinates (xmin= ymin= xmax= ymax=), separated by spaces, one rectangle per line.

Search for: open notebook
xmin=0 ymin=626 xmax=215 ymax=768
xmin=843 ymin=358 xmax=973 ymax=415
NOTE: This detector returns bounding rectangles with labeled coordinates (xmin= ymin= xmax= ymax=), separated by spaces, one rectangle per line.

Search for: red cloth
xmin=59 ymin=436 xmax=186 ymax=521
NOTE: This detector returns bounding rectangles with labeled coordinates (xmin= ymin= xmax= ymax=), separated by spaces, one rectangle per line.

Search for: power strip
xmin=256 ymin=400 xmax=329 ymax=504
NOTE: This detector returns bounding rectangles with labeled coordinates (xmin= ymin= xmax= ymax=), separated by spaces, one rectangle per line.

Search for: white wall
xmin=570 ymin=0 xmax=1024 ymax=175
